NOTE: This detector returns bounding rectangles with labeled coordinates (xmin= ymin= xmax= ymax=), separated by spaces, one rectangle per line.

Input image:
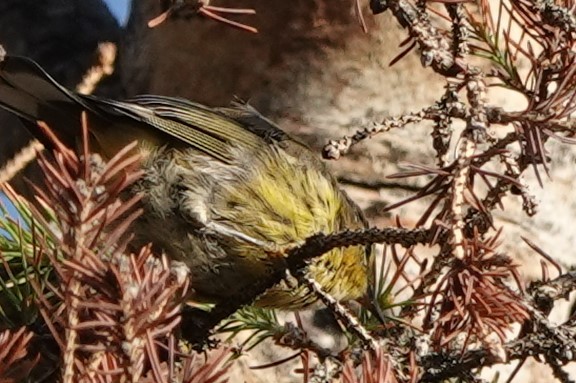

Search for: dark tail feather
xmin=0 ymin=56 xmax=93 ymax=144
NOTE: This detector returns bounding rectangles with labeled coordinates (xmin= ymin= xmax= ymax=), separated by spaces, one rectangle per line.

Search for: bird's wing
xmin=93 ymin=95 xmax=268 ymax=163
xmin=0 ymin=55 xmax=310 ymax=166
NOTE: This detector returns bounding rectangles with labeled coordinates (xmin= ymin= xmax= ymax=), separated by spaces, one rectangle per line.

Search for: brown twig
xmin=149 ymin=0 xmax=257 ymax=33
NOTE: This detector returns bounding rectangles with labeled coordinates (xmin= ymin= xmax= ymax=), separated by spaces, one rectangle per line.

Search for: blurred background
xmin=105 ymin=0 xmax=130 ymax=25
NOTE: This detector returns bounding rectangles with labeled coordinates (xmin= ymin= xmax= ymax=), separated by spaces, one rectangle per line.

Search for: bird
xmin=0 ymin=54 xmax=370 ymax=309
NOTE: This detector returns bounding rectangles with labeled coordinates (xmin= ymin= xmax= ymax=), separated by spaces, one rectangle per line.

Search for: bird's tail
xmin=0 ymin=55 xmax=93 ymax=146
